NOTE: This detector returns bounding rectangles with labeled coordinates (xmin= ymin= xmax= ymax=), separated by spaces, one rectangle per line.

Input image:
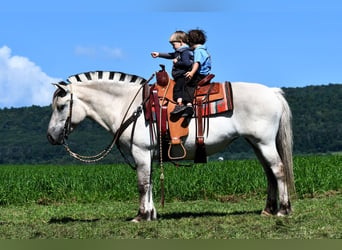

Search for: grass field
xmin=0 ymin=154 xmax=341 ymax=239
xmin=0 ymin=195 xmax=341 ymax=239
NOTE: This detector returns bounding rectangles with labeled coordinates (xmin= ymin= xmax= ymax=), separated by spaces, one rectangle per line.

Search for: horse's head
xmin=47 ymin=71 xmax=148 ymax=146
xmin=47 ymin=82 xmax=86 ymax=145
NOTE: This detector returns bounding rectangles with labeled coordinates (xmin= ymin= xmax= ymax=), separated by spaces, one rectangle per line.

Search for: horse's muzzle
xmin=47 ymin=133 xmax=63 ymax=145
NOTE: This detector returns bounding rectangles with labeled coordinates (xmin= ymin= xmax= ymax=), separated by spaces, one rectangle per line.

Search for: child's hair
xmin=188 ymin=29 xmax=207 ymax=46
xmin=169 ymin=30 xmax=189 ymax=44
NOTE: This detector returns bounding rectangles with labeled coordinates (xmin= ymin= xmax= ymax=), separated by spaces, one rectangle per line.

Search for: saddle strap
xmin=196 ymin=98 xmax=204 ymax=145
xmin=195 ymin=98 xmax=207 ymax=163
xmin=152 ymin=89 xmax=167 ymax=137
xmin=161 ymin=106 xmax=167 ymax=137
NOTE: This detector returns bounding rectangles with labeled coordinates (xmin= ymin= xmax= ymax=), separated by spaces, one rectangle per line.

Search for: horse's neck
xmin=75 ymin=83 xmax=142 ymax=132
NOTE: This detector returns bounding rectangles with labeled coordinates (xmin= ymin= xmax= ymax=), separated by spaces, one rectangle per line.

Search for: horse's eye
xmin=57 ymin=104 xmax=66 ymax=112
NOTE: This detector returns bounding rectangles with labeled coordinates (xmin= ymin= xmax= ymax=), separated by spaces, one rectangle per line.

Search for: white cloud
xmin=101 ymin=46 xmax=124 ymax=59
xmin=74 ymin=45 xmax=96 ymax=58
xmin=0 ymin=46 xmax=60 ymax=108
xmin=74 ymin=45 xmax=124 ymax=59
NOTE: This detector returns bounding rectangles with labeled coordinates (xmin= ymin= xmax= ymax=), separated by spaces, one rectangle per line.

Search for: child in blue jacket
xmin=151 ymin=30 xmax=194 ymax=116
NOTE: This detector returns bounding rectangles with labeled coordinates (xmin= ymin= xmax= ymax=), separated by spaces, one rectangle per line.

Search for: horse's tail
xmin=274 ymin=88 xmax=296 ymax=196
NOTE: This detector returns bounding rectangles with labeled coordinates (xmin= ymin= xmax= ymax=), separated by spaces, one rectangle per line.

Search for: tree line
xmin=0 ymin=84 xmax=341 ymax=164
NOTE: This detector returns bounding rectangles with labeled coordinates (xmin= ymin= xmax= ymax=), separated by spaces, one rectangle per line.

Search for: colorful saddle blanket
xmin=144 ymin=80 xmax=234 ymax=119
xmin=194 ymin=81 xmax=233 ymax=116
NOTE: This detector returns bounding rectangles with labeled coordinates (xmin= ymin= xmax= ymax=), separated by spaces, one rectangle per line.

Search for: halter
xmin=62 ymin=73 xmax=155 ymax=165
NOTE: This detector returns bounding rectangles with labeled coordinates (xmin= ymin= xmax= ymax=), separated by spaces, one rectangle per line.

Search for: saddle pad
xmin=196 ymin=81 xmax=234 ymax=116
xmin=144 ymin=81 xmax=234 ymax=120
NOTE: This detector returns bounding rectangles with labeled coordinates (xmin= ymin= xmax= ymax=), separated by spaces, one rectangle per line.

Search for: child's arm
xmin=151 ymin=52 xmax=159 ymax=58
xmin=151 ymin=52 xmax=175 ymax=59
xmin=185 ymin=62 xmax=199 ymax=79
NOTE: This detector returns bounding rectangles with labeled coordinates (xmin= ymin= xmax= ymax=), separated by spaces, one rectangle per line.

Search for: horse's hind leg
xmin=252 ymin=141 xmax=292 ymax=216
xmin=262 ymin=163 xmax=279 ymax=216
xmin=248 ymin=141 xmax=278 ymax=215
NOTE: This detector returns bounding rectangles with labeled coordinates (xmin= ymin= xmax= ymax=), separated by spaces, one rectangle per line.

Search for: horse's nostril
xmin=47 ymin=134 xmax=56 ymax=145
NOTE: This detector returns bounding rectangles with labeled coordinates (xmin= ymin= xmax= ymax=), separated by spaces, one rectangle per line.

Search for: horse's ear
xmin=52 ymin=82 xmax=69 ymax=97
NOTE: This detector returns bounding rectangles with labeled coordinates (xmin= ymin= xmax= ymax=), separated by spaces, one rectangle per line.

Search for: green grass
xmin=0 ymin=195 xmax=341 ymax=239
xmin=0 ymin=154 xmax=341 ymax=239
xmin=294 ymin=154 xmax=342 ymax=196
xmin=0 ymin=154 xmax=341 ymax=205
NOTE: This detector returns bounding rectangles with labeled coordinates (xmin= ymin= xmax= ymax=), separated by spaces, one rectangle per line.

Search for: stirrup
xmin=168 ymin=142 xmax=186 ymax=160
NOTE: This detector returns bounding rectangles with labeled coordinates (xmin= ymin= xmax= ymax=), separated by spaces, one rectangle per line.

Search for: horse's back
xmin=231 ymin=82 xmax=283 ymax=114
xmin=229 ymin=82 xmax=285 ymax=137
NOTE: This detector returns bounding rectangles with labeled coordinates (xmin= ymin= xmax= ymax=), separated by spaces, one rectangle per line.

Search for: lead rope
xmin=159 ymin=116 xmax=165 ymax=207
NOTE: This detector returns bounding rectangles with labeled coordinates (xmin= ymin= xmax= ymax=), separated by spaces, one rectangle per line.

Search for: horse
xmin=47 ymin=70 xmax=295 ymax=222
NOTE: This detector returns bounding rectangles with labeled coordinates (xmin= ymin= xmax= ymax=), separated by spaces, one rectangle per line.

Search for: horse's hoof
xmin=131 ymin=219 xmax=140 ymax=223
xmin=276 ymin=212 xmax=286 ymax=217
xmin=277 ymin=209 xmax=292 ymax=217
xmin=131 ymin=215 xmax=142 ymax=223
xmin=261 ymin=210 xmax=273 ymax=216
xmin=131 ymin=209 xmax=157 ymax=222
xmin=277 ymin=203 xmax=292 ymax=216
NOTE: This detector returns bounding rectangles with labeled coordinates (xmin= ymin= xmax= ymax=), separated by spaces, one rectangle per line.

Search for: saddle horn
xmin=159 ymin=64 xmax=166 ymax=72
xmin=156 ymin=64 xmax=169 ymax=87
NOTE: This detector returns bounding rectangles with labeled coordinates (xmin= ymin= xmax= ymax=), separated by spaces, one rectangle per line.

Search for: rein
xmin=62 ymin=73 xmax=155 ymax=166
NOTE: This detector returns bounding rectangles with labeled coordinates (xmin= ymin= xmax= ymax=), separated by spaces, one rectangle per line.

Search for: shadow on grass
xmin=49 ymin=210 xmax=261 ymax=223
xmin=48 ymin=217 xmax=99 ymax=224
xmin=125 ymin=209 xmax=261 ymax=221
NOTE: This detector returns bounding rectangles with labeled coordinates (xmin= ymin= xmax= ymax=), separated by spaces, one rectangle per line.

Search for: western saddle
xmin=145 ymin=65 xmax=231 ymax=163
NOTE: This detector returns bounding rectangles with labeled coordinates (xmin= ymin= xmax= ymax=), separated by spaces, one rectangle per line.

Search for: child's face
xmin=169 ymin=40 xmax=182 ymax=50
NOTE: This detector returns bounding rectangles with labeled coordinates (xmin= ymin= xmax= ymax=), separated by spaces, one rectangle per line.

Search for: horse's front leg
xmin=131 ymin=152 xmax=157 ymax=222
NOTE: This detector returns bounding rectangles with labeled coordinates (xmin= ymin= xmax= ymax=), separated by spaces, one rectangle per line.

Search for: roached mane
xmin=66 ymin=71 xmax=147 ymax=85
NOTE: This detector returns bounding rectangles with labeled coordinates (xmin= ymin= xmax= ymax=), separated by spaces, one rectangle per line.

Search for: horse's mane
xmin=67 ymin=71 xmax=147 ymax=85
xmin=52 ymin=71 xmax=146 ymax=107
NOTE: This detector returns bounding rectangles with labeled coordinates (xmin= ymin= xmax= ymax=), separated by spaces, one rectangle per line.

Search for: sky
xmin=0 ymin=0 xmax=341 ymax=108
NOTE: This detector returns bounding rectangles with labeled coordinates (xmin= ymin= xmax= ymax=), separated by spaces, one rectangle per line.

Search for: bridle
xmin=63 ymin=84 xmax=73 ymax=140
xmin=61 ymin=74 xmax=155 ymax=165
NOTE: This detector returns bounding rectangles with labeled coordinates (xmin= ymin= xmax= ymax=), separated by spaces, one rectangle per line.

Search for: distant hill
xmin=0 ymin=84 xmax=341 ymax=164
